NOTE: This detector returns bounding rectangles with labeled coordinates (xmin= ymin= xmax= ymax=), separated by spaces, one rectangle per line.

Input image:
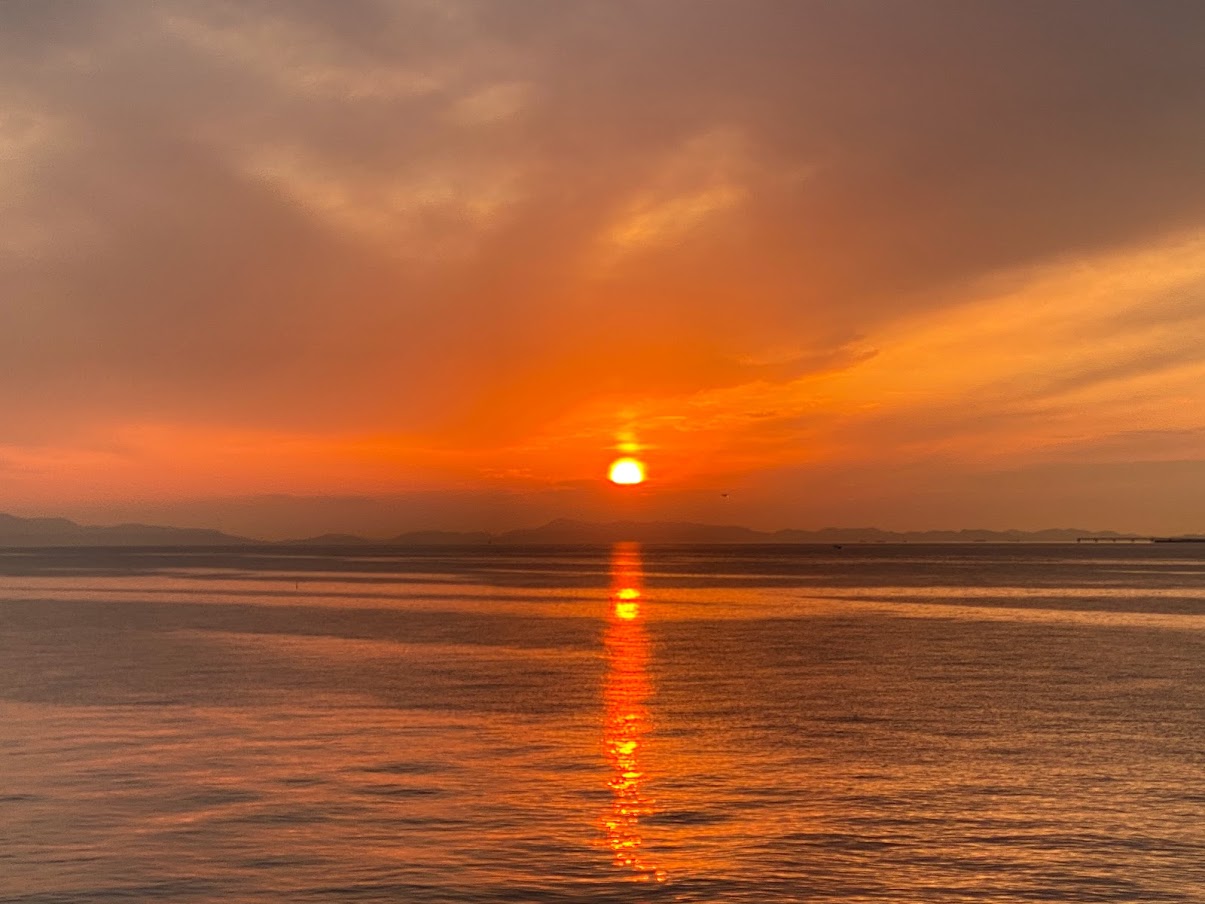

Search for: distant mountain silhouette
xmin=772 ymin=526 xmax=1127 ymax=543
xmin=491 ymin=520 xmax=1141 ymax=545
xmin=285 ymin=520 xmax=1165 ymax=545
xmin=0 ymin=512 xmax=251 ymax=547
xmin=2 ymin=511 xmax=1191 ymax=547
xmin=496 ymin=518 xmax=765 ymax=545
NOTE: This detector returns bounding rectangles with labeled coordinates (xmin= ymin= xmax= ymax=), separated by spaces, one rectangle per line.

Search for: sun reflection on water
xmin=602 ymin=542 xmax=667 ymax=883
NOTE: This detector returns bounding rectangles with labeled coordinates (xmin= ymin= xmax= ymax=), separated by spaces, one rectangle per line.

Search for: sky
xmin=3 ymin=0 xmax=1205 ymax=538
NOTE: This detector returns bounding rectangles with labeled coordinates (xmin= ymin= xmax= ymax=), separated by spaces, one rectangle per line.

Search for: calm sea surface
xmin=1 ymin=543 xmax=1202 ymax=903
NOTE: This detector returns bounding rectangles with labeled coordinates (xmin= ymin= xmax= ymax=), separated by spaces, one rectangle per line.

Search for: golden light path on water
xmin=601 ymin=542 xmax=667 ymax=883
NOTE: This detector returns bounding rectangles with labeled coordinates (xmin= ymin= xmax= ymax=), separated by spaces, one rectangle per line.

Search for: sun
xmin=608 ymin=457 xmax=646 ymax=485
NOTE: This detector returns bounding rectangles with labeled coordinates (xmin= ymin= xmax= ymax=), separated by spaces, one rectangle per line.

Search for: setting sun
xmin=608 ymin=458 xmax=646 ymax=485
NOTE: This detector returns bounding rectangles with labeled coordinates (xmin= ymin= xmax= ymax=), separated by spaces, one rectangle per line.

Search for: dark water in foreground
xmin=1 ymin=543 xmax=1202 ymax=903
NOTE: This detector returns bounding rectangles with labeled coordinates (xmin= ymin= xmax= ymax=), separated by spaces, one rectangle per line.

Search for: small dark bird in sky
xmin=720 ymin=493 xmax=730 ymax=498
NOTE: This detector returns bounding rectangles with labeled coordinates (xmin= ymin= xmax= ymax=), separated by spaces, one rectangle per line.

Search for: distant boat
xmin=1153 ymin=536 xmax=1205 ymax=543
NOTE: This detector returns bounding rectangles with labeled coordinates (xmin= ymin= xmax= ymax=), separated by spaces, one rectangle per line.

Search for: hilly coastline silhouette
xmin=2 ymin=512 xmax=1195 ymax=547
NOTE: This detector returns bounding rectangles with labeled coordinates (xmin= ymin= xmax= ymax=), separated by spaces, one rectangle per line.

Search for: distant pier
xmin=1076 ymin=536 xmax=1205 ymax=544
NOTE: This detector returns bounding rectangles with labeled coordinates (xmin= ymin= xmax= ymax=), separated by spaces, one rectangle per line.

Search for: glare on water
xmin=601 ymin=542 xmax=666 ymax=883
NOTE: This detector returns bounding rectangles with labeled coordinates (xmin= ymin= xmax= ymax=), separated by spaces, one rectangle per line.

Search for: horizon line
xmin=3 ymin=510 xmax=1201 ymax=546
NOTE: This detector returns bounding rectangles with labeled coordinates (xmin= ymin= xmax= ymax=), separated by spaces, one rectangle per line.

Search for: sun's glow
xmin=608 ymin=457 xmax=646 ymax=485
xmin=614 ymin=600 xmax=640 ymax=620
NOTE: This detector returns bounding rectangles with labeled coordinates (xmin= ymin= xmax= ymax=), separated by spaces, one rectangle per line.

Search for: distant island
xmin=0 ymin=512 xmax=252 ymax=547
xmin=1 ymin=512 xmax=1201 ymax=548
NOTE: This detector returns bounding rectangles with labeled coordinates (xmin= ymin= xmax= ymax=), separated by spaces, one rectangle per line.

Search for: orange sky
xmin=3 ymin=1 xmax=1205 ymax=538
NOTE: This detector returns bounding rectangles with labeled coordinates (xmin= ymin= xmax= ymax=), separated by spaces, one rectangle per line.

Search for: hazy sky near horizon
xmin=3 ymin=0 xmax=1205 ymax=538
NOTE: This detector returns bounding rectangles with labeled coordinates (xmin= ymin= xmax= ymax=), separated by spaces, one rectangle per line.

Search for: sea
xmin=1 ymin=542 xmax=1202 ymax=903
